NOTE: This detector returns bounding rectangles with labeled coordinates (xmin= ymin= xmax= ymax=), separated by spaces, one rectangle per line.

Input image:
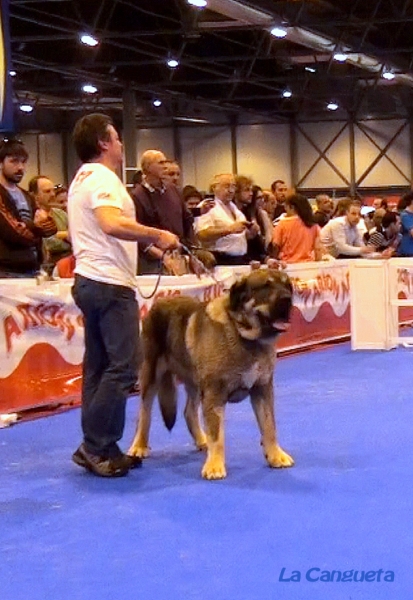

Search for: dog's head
xmin=228 ymin=269 xmax=293 ymax=341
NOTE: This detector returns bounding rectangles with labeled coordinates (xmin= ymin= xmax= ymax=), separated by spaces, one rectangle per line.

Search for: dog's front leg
xmin=250 ymin=382 xmax=294 ymax=468
xmin=201 ymin=389 xmax=226 ymax=480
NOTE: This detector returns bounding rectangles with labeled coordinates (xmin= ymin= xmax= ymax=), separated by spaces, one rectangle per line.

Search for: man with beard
xmin=0 ymin=138 xmax=57 ymax=276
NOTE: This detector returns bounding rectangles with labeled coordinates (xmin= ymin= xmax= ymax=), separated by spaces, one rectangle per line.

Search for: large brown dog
xmin=128 ymin=268 xmax=294 ymax=479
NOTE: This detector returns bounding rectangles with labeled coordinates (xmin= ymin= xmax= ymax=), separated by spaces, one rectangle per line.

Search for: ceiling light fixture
xmin=282 ymin=89 xmax=292 ymax=98
xmin=82 ymin=84 xmax=98 ymax=94
xmin=9 ymin=70 xmax=16 ymax=77
xmin=382 ymin=70 xmax=396 ymax=81
xmin=19 ymin=103 xmax=34 ymax=113
xmin=305 ymin=66 xmax=316 ymax=73
xmin=174 ymin=116 xmax=209 ymax=124
xmin=270 ymin=26 xmax=288 ymax=39
xmin=187 ymin=0 xmax=207 ymax=7
xmin=333 ymin=52 xmax=347 ymax=63
xmin=80 ymin=33 xmax=99 ymax=47
xmin=327 ymin=102 xmax=339 ymax=111
xmin=153 ymin=99 xmax=162 ymax=107
xmin=167 ymin=58 xmax=179 ymax=68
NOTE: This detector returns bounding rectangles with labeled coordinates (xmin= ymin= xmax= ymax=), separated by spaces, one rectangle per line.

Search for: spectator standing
xmin=131 ymin=150 xmax=193 ymax=274
xmin=366 ymin=211 xmax=401 ymax=256
xmin=0 ymin=138 xmax=56 ymax=276
xmin=270 ymin=179 xmax=288 ymax=220
xmin=53 ymin=184 xmax=68 ymax=211
xmin=129 ymin=170 xmax=143 ymax=198
xmin=195 ymin=173 xmax=249 ymax=265
xmin=320 ymin=200 xmax=374 ymax=258
xmin=272 ymin=192 xmax=322 ymax=263
xmin=28 ymin=175 xmax=71 ymax=272
xmin=163 ymin=160 xmax=181 ymax=188
xmin=398 ymin=191 xmax=413 ymax=257
xmin=313 ymin=194 xmax=334 ymax=227
xmin=68 ymin=113 xmax=179 ymax=477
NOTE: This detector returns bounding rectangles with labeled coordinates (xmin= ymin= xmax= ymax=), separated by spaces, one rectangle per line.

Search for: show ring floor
xmin=1 ymin=342 xmax=412 ymax=600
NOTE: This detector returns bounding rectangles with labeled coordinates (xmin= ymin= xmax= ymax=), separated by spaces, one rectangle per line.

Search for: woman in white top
xmin=194 ymin=173 xmax=256 ymax=265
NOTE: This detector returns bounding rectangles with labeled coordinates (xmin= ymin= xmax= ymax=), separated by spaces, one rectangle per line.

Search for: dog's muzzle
xmin=270 ymin=293 xmax=292 ymax=332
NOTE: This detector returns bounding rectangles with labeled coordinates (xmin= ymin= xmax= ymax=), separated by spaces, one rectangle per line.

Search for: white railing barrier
xmin=350 ymin=258 xmax=413 ymax=350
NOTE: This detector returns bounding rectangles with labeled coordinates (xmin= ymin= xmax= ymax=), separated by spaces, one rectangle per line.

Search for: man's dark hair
xmin=28 ymin=175 xmax=48 ymax=195
xmin=132 ymin=170 xmax=143 ymax=186
xmin=182 ymin=184 xmax=202 ymax=203
xmin=398 ymin=191 xmax=413 ymax=211
xmin=72 ymin=113 xmax=114 ymax=163
xmin=270 ymin=179 xmax=285 ymax=193
xmin=381 ymin=211 xmax=398 ymax=230
xmin=0 ymin=138 xmax=28 ymax=162
xmin=333 ymin=197 xmax=360 ymax=217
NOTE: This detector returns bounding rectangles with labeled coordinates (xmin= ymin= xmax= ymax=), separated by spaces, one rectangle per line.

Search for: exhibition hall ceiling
xmin=10 ymin=0 xmax=413 ymax=129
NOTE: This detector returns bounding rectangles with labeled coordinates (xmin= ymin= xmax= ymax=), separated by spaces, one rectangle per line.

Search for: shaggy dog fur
xmin=128 ymin=269 xmax=294 ymax=479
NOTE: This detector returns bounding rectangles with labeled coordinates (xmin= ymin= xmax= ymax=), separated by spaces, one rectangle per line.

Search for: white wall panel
xmin=180 ymin=126 xmax=232 ymax=191
xmin=20 ymin=134 xmax=39 ymax=188
xmin=136 ymin=128 xmax=174 ymax=166
xmin=20 ymin=133 xmax=64 ymax=188
xmin=297 ymin=122 xmax=350 ymax=189
xmin=38 ymin=134 xmax=64 ymax=185
xmin=237 ymin=123 xmax=290 ymax=189
xmin=355 ymin=120 xmax=410 ymax=187
xmin=17 ymin=117 xmax=413 ymax=193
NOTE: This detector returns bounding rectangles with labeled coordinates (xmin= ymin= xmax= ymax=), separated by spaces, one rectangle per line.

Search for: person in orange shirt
xmin=271 ymin=192 xmax=323 ymax=263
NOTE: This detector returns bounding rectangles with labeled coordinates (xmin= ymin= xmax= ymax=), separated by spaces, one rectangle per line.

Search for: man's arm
xmin=0 ymin=196 xmax=40 ymax=246
xmin=197 ymin=222 xmax=247 ymax=244
xmin=94 ymin=206 xmax=179 ymax=249
xmin=331 ymin=222 xmax=363 ymax=256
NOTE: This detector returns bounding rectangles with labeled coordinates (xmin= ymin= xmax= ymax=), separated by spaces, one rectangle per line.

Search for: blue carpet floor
xmin=1 ymin=342 xmax=412 ymax=600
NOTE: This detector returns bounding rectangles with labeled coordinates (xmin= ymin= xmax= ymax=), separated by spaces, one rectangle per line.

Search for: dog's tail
xmin=140 ymin=302 xmax=178 ymax=430
xmin=158 ymin=371 xmax=178 ymax=431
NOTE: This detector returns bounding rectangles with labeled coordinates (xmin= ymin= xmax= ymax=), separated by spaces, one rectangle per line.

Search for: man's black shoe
xmin=72 ymin=444 xmax=130 ymax=478
xmin=124 ymin=454 xmax=142 ymax=469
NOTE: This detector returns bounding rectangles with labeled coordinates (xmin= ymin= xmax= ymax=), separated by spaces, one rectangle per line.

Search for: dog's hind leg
xmin=128 ymin=361 xmax=158 ymax=458
xmin=128 ymin=391 xmax=156 ymax=458
xmin=250 ymin=382 xmax=294 ymax=468
xmin=200 ymin=386 xmax=227 ymax=480
xmin=184 ymin=385 xmax=207 ymax=451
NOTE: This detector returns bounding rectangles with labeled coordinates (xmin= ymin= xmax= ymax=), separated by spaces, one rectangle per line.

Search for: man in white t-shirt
xmin=68 ymin=113 xmax=179 ymax=478
xmin=194 ymin=173 xmax=250 ymax=265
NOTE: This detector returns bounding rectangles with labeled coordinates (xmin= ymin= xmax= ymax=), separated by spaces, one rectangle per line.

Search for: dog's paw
xmin=127 ymin=445 xmax=150 ymax=459
xmin=201 ymin=457 xmax=227 ymax=480
xmin=265 ymin=445 xmax=294 ymax=468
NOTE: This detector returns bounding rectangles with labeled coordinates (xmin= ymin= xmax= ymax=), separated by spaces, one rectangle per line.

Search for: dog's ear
xmin=229 ymin=278 xmax=251 ymax=312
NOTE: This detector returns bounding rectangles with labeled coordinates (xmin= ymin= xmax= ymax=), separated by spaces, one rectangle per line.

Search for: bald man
xmin=131 ymin=150 xmax=194 ymax=274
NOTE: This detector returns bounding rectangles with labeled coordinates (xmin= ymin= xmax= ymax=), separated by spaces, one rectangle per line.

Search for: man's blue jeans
xmin=72 ymin=275 xmax=140 ymax=458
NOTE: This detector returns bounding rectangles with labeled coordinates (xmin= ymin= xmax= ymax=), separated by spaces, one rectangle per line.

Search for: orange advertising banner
xmin=0 ymin=263 xmax=354 ymax=414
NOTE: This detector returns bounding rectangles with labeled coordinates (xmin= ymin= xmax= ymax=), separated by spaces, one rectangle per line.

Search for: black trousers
xmin=72 ymin=275 xmax=140 ymax=458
